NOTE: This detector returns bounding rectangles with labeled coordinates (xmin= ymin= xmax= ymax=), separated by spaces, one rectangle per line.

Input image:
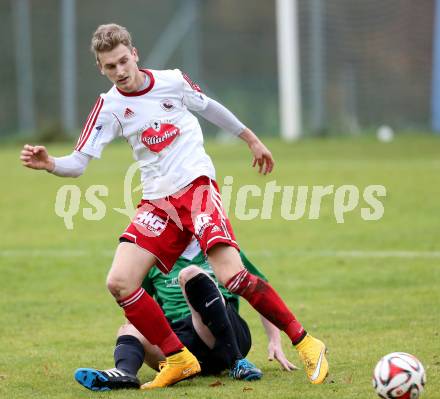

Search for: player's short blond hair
xmin=91 ymin=23 xmax=133 ymax=60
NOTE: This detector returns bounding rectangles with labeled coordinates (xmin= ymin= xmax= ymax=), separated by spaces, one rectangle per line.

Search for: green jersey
xmin=142 ymin=251 xmax=267 ymax=324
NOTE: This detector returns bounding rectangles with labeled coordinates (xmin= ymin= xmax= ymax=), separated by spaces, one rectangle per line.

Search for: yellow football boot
xmin=296 ymin=334 xmax=329 ymax=384
xmin=141 ymin=347 xmax=201 ymax=389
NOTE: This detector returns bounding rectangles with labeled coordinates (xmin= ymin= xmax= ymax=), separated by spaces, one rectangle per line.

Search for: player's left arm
xmin=196 ymin=98 xmax=274 ymax=175
xmin=179 ymin=70 xmax=274 ymax=175
xmin=238 ymin=127 xmax=274 ymax=175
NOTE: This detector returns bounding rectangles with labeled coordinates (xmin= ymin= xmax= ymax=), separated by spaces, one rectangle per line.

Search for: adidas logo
xmin=124 ymin=108 xmax=135 ymax=118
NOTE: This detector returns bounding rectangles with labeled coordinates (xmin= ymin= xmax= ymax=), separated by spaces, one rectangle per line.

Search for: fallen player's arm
xmin=260 ymin=315 xmax=298 ymax=372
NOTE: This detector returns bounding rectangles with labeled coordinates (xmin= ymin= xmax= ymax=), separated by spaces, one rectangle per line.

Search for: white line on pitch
xmin=1 ymin=249 xmax=440 ymax=258
xmin=252 ymin=250 xmax=440 ymax=259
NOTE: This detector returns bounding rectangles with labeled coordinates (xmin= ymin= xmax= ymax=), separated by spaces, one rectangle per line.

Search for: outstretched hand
xmin=267 ymin=340 xmax=298 ymax=371
xmin=250 ymin=140 xmax=274 ymax=175
xmin=238 ymin=128 xmax=274 ymax=175
xmin=20 ymin=144 xmax=54 ymax=171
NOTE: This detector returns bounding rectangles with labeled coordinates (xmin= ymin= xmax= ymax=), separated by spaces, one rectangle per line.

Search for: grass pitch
xmin=0 ymin=134 xmax=439 ymax=398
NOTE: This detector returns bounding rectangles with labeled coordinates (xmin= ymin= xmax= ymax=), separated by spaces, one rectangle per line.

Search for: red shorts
xmin=120 ymin=176 xmax=239 ymax=273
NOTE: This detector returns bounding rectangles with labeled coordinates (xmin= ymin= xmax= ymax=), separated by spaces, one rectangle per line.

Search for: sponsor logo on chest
xmin=165 ymin=277 xmax=180 ymax=288
xmin=140 ymin=120 xmax=180 ymax=153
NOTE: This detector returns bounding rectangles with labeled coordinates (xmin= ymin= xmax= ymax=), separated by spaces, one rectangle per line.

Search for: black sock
xmin=114 ymin=335 xmax=145 ymax=376
xmin=185 ymin=273 xmax=242 ymax=367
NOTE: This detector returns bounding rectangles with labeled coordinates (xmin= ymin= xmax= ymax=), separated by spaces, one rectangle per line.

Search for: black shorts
xmin=170 ymin=302 xmax=252 ymax=375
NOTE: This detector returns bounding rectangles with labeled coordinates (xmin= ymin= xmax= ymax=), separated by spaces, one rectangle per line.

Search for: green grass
xmin=1 ymin=134 xmax=440 ymax=398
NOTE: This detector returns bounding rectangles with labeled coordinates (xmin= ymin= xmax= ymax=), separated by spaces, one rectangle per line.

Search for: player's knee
xmin=117 ymin=322 xmax=137 ymax=337
xmin=215 ymin=271 xmax=231 ymax=287
xmin=117 ymin=322 xmax=148 ymax=346
xmin=207 ymin=244 xmax=244 ymax=285
xmin=178 ymin=264 xmax=208 ymax=286
xmin=183 ymin=271 xmax=220 ymax=312
xmin=106 ymin=274 xmax=128 ymax=298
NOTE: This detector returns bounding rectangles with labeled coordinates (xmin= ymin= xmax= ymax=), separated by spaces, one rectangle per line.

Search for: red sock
xmin=118 ymin=287 xmax=183 ymax=356
xmin=226 ymin=270 xmax=306 ymax=344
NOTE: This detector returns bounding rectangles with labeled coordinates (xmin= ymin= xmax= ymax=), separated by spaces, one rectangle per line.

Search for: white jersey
xmin=75 ymin=69 xmax=216 ymax=199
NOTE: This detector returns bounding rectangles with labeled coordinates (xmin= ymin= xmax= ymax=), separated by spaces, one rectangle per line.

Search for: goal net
xmin=297 ymin=0 xmax=434 ymax=134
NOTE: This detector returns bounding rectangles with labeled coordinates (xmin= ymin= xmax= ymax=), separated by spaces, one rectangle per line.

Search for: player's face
xmin=97 ymin=44 xmax=144 ymax=92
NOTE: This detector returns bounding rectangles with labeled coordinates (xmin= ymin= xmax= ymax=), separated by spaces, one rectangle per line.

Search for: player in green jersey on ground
xmin=74 ymin=239 xmax=296 ymax=391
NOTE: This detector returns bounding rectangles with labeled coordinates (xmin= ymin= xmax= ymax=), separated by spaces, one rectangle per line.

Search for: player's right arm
xmin=20 ymin=144 xmax=55 ymax=171
xmin=21 ymin=95 xmax=119 ymax=177
xmin=20 ymin=145 xmax=91 ymax=177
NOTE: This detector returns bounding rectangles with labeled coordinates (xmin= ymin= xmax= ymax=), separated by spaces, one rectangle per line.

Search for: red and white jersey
xmin=75 ymin=69 xmax=215 ymax=199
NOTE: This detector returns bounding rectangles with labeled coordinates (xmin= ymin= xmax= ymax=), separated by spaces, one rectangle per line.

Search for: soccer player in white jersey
xmin=20 ymin=24 xmax=328 ymax=388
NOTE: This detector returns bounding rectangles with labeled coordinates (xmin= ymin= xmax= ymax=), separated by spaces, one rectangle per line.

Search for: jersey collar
xmin=116 ymin=69 xmax=155 ymax=97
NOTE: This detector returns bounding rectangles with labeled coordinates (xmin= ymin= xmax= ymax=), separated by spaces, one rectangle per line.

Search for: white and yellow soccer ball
xmin=372 ymin=352 xmax=426 ymax=399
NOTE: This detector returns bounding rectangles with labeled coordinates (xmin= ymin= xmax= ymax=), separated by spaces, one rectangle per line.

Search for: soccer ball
xmin=372 ymin=352 xmax=426 ymax=399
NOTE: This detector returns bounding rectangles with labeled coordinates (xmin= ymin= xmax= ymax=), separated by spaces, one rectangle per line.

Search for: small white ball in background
xmin=377 ymin=125 xmax=395 ymax=142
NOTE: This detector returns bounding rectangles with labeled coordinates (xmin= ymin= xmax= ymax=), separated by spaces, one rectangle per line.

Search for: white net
xmin=298 ymin=0 xmax=434 ymax=134
xmin=1 ymin=0 xmax=434 ymax=137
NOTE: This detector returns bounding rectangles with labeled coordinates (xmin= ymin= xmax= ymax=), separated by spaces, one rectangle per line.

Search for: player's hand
xmin=267 ymin=340 xmax=298 ymax=371
xmin=250 ymin=140 xmax=274 ymax=175
xmin=238 ymin=128 xmax=274 ymax=175
xmin=20 ymin=144 xmax=54 ymax=171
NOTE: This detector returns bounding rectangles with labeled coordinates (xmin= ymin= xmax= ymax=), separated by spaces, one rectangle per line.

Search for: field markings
xmin=231 ymin=159 xmax=440 ymax=167
xmin=253 ymin=250 xmax=440 ymax=259
xmin=1 ymin=249 xmax=440 ymax=259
